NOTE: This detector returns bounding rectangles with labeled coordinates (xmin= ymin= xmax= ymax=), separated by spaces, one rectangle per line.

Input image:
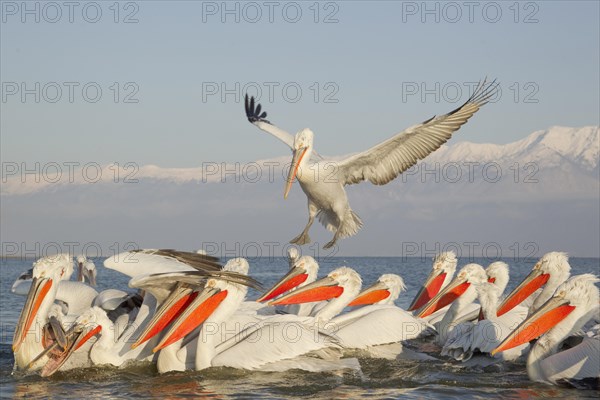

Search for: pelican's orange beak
xmin=13 ymin=277 xmax=53 ymax=352
xmin=269 ymin=276 xmax=343 ymax=306
xmin=416 ymin=276 xmax=471 ymax=318
xmin=131 ymin=285 xmax=198 ymax=349
xmin=284 ymin=147 xmax=307 ymax=199
xmin=348 ymin=281 xmax=390 ymax=306
xmin=492 ymin=294 xmax=575 ymax=355
xmin=408 ymin=270 xmax=447 ymax=311
xmin=497 ymin=266 xmax=550 ymax=316
xmin=153 ymin=287 xmax=228 ymax=352
xmin=256 ymin=265 xmax=309 ymax=303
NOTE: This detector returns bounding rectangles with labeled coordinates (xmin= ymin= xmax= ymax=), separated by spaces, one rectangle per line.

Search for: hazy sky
xmin=2 ymin=1 xmax=599 ymax=167
xmin=1 ymin=2 xmax=599 ymax=258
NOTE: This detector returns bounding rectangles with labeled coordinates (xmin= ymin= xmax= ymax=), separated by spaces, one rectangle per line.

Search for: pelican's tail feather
xmin=317 ymin=209 xmax=363 ymax=239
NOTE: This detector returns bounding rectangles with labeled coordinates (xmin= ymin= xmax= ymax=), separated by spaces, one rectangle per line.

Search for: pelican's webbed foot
xmin=290 ymin=232 xmax=311 ymax=245
xmin=323 ymin=237 xmax=338 ymax=250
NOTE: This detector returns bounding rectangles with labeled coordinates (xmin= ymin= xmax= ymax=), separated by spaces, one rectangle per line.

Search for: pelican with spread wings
xmin=245 ymin=79 xmax=498 ymax=248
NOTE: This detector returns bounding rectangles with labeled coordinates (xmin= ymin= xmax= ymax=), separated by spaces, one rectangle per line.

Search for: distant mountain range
xmin=4 ymin=125 xmax=598 ymax=198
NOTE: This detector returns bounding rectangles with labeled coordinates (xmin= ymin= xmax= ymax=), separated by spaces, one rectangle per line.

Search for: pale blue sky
xmin=2 ymin=1 xmax=599 ymax=167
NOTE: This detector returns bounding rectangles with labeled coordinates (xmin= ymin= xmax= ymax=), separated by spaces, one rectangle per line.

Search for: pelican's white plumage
xmin=493 ymin=274 xmax=600 ymax=385
xmin=497 ymin=252 xmax=571 ymax=317
xmin=417 ymin=263 xmax=488 ymax=346
xmin=441 ymin=262 xmax=528 ymax=362
xmin=13 ymin=254 xmax=74 ymax=370
xmin=212 ymin=267 xmax=359 ymax=369
xmin=254 ymin=254 xmax=321 ymax=317
xmin=245 ymin=81 xmax=498 ymax=248
xmin=409 ymin=251 xmax=459 ymax=322
xmin=268 ymin=268 xmax=430 ymax=359
xmin=349 ymin=274 xmax=406 ymax=306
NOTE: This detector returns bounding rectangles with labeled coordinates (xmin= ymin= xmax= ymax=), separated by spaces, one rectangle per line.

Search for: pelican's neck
xmin=436 ymin=285 xmax=478 ymax=344
xmin=526 ymin=303 xmax=594 ymax=382
xmin=526 ymin=335 xmax=556 ymax=382
xmin=477 ymin=283 xmax=502 ymax=320
xmin=195 ymin=287 xmax=246 ymax=370
xmin=93 ymin=315 xmax=116 ymax=352
xmin=378 ymin=296 xmax=395 ymax=306
xmin=312 ymin=285 xmax=360 ymax=323
xmin=157 ymin=339 xmax=185 ymax=373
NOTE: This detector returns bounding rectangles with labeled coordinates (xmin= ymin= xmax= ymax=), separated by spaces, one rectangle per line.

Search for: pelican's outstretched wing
xmin=339 ymin=79 xmax=498 ymax=186
xmin=245 ymin=94 xmax=295 ymax=149
xmin=105 ymin=249 xmax=223 ymax=279
xmin=130 ymin=249 xmax=222 ymax=271
xmin=244 ymin=95 xmax=323 ymax=160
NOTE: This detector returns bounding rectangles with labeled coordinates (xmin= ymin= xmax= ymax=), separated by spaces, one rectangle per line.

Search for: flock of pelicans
xmin=10 ymin=249 xmax=600 ymax=388
xmin=7 ymin=78 xmax=599 ymax=389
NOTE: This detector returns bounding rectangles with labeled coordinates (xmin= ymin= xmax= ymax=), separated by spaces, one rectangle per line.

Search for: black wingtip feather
xmin=445 ymin=78 xmax=499 ymax=117
xmin=244 ymin=93 xmax=271 ymax=124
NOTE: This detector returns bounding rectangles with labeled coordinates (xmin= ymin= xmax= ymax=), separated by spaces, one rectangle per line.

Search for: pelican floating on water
xmin=493 ymin=274 xmax=600 ymax=386
xmin=271 ymin=269 xmax=431 ymax=353
xmin=35 ymin=251 xmax=260 ymax=375
xmin=245 ymin=80 xmax=498 ymax=248
xmin=255 ymin=254 xmax=321 ymax=316
xmin=416 ymin=263 xmax=487 ymax=346
xmin=348 ymin=273 xmax=406 ymax=307
xmin=13 ymin=254 xmax=74 ymax=370
xmin=76 ymin=255 xmax=97 ymax=286
xmin=408 ymin=251 xmax=458 ymax=312
xmin=441 ymin=262 xmax=529 ymax=362
xmin=497 ymin=252 xmax=571 ymax=317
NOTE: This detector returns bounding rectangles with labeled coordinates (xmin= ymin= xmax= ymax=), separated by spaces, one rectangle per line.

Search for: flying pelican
xmin=245 ymin=80 xmax=498 ymax=248
xmin=440 ymin=262 xmax=529 ymax=362
xmin=416 ymin=263 xmax=487 ymax=346
xmin=492 ymin=274 xmax=600 ymax=385
xmin=496 ymin=252 xmax=571 ymax=317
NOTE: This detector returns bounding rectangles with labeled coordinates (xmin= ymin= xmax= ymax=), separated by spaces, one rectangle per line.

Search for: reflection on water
xmin=1 ymin=257 xmax=598 ymax=399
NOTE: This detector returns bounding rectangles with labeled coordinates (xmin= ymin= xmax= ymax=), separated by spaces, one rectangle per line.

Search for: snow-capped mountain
xmin=2 ymin=126 xmax=598 ymax=197
xmin=2 ymin=126 xmax=598 ymax=257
